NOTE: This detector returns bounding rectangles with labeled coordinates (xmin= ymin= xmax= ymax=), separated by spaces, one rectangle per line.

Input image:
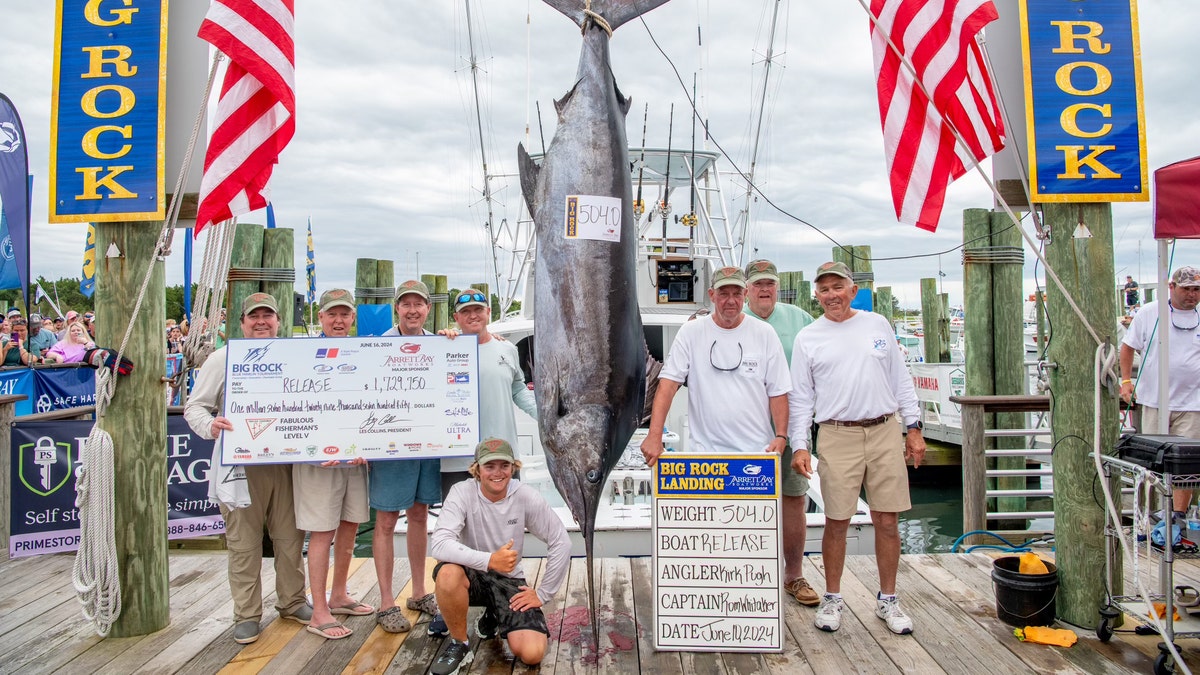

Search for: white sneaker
xmin=814 ymin=594 xmax=843 ymax=632
xmin=876 ymin=594 xmax=914 ymax=634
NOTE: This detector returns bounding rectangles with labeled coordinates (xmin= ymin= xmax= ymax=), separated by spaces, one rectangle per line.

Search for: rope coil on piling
xmin=226 ymin=267 xmax=297 ymax=283
xmin=353 ymin=286 xmax=395 ymax=300
xmin=961 ymin=245 xmax=1025 ymax=265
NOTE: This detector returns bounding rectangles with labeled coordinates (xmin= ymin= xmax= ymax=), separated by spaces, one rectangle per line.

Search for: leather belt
xmin=819 ymin=414 xmax=891 ymax=428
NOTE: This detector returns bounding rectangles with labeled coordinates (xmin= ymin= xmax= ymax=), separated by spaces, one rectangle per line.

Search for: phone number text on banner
xmin=222 ymin=335 xmax=480 ymax=464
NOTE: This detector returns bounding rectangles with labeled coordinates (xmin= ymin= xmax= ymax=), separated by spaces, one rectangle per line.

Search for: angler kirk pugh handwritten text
xmin=221 ymin=335 xmax=480 ymax=465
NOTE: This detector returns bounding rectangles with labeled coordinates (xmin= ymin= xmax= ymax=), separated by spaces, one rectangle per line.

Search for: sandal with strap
xmin=407 ymin=593 xmax=440 ymax=616
xmin=376 ymin=606 xmax=412 ymax=633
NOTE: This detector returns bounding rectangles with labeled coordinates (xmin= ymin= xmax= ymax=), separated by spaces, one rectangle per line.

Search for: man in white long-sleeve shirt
xmin=789 ymin=261 xmax=926 ymax=636
xmin=428 ymin=438 xmax=569 ymax=675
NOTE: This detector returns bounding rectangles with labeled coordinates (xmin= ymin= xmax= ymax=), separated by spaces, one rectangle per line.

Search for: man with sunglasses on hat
xmin=184 ymin=293 xmax=311 ymax=645
xmin=1121 ymin=265 xmax=1200 ymax=517
xmin=789 ymin=261 xmax=924 ymax=636
xmin=426 ymin=289 xmax=539 ymax=640
xmin=742 ymin=259 xmax=820 ymax=608
xmin=641 ymin=266 xmax=791 ymax=466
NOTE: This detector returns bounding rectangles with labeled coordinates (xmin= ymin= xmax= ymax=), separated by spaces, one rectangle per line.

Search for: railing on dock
xmin=954 ymin=394 xmax=1053 ymax=545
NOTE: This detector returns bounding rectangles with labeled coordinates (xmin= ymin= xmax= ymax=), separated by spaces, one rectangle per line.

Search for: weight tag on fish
xmin=564 ymin=195 xmax=622 ymax=242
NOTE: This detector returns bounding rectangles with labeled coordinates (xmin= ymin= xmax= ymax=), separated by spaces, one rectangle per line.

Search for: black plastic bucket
xmin=991 ymin=556 xmax=1058 ymax=626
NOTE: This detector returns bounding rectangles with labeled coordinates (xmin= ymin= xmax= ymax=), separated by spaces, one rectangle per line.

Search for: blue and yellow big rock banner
xmin=49 ymin=0 xmax=167 ymax=223
xmin=1020 ymin=0 xmax=1147 ymax=203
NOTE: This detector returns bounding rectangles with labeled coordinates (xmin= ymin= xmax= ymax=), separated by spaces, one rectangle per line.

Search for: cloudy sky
xmin=2 ymin=0 xmax=1198 ymax=314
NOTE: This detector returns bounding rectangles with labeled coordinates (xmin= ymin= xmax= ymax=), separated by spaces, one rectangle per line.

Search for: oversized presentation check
xmin=221 ymin=335 xmax=480 ymax=464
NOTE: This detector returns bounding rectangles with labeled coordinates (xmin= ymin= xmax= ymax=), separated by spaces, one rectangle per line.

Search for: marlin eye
xmin=586 ymin=470 xmax=601 ymax=483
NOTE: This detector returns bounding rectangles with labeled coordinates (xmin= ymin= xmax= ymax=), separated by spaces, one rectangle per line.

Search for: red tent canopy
xmin=1154 ymin=155 xmax=1200 ymax=239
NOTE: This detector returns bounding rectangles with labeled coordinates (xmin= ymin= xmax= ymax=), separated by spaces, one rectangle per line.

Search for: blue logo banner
xmin=1020 ymin=0 xmax=1148 ymax=202
xmin=0 ymin=94 xmax=29 ymax=294
xmin=32 ymin=366 xmax=97 ymax=414
xmin=9 ymin=416 xmax=222 ymax=558
xmin=0 ymin=369 xmax=35 ymax=416
xmin=49 ymin=0 xmax=166 ymax=222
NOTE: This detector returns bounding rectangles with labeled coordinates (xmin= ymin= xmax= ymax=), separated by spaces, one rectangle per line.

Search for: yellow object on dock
xmin=1018 ymin=552 xmax=1050 ymax=575
xmin=1014 ymin=626 xmax=1078 ymax=647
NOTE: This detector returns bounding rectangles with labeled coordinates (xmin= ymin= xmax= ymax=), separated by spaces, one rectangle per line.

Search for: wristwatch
xmin=906 ymin=420 xmax=923 ymax=431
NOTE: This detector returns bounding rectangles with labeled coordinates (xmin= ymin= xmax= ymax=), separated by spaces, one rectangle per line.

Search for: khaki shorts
xmin=292 ymin=463 xmax=370 ymax=532
xmin=1142 ymin=408 xmax=1200 ymax=438
xmin=816 ymin=419 xmax=910 ymax=520
xmin=780 ymin=444 xmax=810 ymax=498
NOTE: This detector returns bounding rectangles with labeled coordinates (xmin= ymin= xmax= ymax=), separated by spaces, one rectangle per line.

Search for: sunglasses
xmin=455 ymin=292 xmax=487 ymax=306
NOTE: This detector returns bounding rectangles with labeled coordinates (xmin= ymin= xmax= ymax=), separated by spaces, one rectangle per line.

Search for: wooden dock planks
xmin=2 ymin=550 xmax=1199 ymax=674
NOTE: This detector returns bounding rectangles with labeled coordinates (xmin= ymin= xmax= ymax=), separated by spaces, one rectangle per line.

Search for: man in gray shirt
xmin=429 ymin=438 xmax=570 ymax=675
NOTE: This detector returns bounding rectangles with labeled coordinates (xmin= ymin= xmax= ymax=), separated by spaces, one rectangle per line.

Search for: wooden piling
xmin=991 ymin=211 xmax=1029 ymax=522
xmin=852 ymin=245 xmax=874 ymax=293
xmin=433 ymin=275 xmax=449 ymax=331
xmin=95 ymin=222 xmax=169 ymax=636
xmin=962 ymin=209 xmax=998 ymax=512
xmin=876 ymin=286 xmax=893 ymax=326
xmin=920 ymin=278 xmax=944 ymax=363
xmin=422 ymin=274 xmax=439 ymax=333
xmin=376 ymin=260 xmax=394 ymax=304
xmin=1043 ymin=202 xmax=1121 ymax=628
xmin=226 ymin=223 xmax=265 ymax=340
xmin=260 ymin=228 xmax=294 ymax=337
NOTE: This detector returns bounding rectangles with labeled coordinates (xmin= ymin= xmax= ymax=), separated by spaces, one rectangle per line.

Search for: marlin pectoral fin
xmin=517 ymin=143 xmax=540 ymax=217
xmin=553 ymin=80 xmax=582 ymax=119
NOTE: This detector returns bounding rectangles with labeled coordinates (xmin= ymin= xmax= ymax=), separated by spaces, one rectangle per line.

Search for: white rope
xmin=72 ymin=370 xmax=120 ymax=636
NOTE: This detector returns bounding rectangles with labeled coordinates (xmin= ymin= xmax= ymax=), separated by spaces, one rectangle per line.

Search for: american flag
xmin=870 ymin=0 xmax=1005 ymax=232
xmin=195 ymin=0 xmax=296 ymax=235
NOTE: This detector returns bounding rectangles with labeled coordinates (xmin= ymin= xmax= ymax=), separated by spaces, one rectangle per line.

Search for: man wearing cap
xmin=296 ymin=288 xmax=375 ymax=640
xmin=428 ymin=437 xmax=570 ymax=674
xmin=743 ymin=259 xmax=820 ymax=607
xmin=184 ymin=292 xmax=310 ymax=644
xmin=641 ymin=266 xmax=791 ymax=465
xmin=1124 ymin=275 xmax=1140 ymax=311
xmin=789 ymin=261 xmax=925 ymax=636
xmin=369 ymin=280 xmax=447 ymax=633
xmin=27 ymin=313 xmax=58 ymax=357
xmin=1121 ymin=266 xmax=1200 ymax=516
xmin=441 ymin=289 xmax=537 ymax=497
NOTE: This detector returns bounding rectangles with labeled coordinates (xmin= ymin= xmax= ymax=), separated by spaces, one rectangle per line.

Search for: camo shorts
xmin=433 ymin=562 xmax=550 ymax=637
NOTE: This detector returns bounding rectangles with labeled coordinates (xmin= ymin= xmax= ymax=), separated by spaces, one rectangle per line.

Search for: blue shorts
xmin=369 ymin=458 xmax=442 ymax=512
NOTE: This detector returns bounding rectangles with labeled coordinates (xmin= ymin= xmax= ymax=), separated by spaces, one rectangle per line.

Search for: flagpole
xmin=855 ymin=0 xmax=1104 ymax=348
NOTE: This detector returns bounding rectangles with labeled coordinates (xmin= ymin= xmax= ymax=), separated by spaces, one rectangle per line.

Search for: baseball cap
xmin=1172 ymin=266 xmax=1200 ymax=288
xmin=319 ymin=288 xmax=356 ymax=312
xmin=6 ymin=308 xmax=21 ymax=317
xmin=395 ymin=279 xmax=431 ymax=303
xmin=66 ymin=310 xmax=79 ymax=321
xmin=454 ymin=290 xmax=489 ymax=312
xmin=241 ymin=292 xmax=279 ymax=316
xmin=474 ymin=437 xmax=516 ymax=465
xmin=54 ymin=316 xmax=65 ymax=323
xmin=744 ymin=259 xmax=779 ymax=284
xmin=29 ymin=313 xmax=42 ymax=323
xmin=815 ymin=261 xmax=853 ymax=282
xmin=711 ymin=266 xmax=747 ymax=290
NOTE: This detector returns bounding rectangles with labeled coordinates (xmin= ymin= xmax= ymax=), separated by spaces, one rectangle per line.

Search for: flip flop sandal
xmin=306 ymin=621 xmax=352 ymax=640
xmin=376 ymin=606 xmax=412 ymax=633
xmin=406 ymin=593 xmax=440 ymax=616
xmin=331 ymin=601 xmax=375 ymax=616
xmin=1176 ymin=585 xmax=1200 ymax=608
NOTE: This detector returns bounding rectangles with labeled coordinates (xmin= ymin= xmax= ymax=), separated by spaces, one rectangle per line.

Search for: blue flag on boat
xmin=306 ymin=218 xmax=316 ymax=305
xmin=0 ymin=93 xmax=30 ymax=299
xmin=266 ymin=201 xmax=277 ymax=229
xmin=80 ymin=224 xmax=96 ymax=298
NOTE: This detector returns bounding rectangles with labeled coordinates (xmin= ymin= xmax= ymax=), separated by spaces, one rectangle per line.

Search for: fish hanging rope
xmin=72 ymin=50 xmax=224 ymax=638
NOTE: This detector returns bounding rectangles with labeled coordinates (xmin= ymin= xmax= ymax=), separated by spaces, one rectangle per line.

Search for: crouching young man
xmin=428 ymin=438 xmax=570 ymax=675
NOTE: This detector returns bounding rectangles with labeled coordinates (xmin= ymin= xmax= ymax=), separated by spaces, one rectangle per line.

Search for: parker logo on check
xmin=246 ymin=418 xmax=275 ymax=440
xmin=315 ymin=348 xmax=340 ymax=359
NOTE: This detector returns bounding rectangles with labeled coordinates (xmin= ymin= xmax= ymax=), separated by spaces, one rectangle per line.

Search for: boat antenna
xmin=464 ymin=0 xmax=502 ymax=297
xmin=679 ymin=74 xmax=699 ymax=237
xmin=535 ymin=100 xmax=547 ymax=155
xmin=634 ymin=103 xmax=649 ymax=222
xmin=735 ymin=0 xmax=785 ymax=264
xmin=660 ymin=102 xmax=674 ymax=259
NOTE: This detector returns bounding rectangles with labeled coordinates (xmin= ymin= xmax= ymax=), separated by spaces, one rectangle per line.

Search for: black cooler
xmin=1116 ymin=433 xmax=1200 ymax=475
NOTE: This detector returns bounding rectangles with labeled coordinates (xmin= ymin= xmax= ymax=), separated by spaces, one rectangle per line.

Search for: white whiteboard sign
xmin=221 ymin=335 xmax=479 ymax=464
xmin=653 ymin=453 xmax=783 ymax=652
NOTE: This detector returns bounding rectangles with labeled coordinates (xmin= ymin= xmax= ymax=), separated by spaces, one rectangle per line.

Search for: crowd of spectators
xmin=0 ymin=305 xmax=107 ymax=368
